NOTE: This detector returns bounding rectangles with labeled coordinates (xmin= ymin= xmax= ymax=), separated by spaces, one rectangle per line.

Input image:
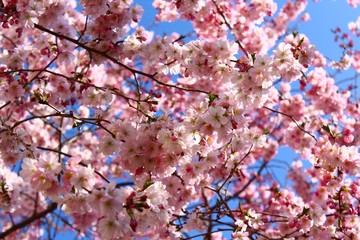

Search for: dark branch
xmin=0 ymin=203 xmax=57 ymax=239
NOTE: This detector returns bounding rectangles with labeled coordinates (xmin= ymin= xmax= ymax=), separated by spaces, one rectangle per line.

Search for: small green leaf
xmin=322 ymin=125 xmax=331 ymax=134
xmin=298 ymin=37 xmax=305 ymax=46
xmin=338 ymin=218 xmax=343 ymax=229
xmin=134 ymin=203 xmax=145 ymax=212
xmin=292 ymin=31 xmax=298 ymax=37
xmin=33 ymin=90 xmax=48 ymax=104
xmin=262 ymin=129 xmax=269 ymax=135
xmin=147 ymin=116 xmax=157 ymax=123
xmin=251 ymin=53 xmax=256 ymax=63
xmin=301 ymin=207 xmax=310 ymax=216
xmin=142 ymin=181 xmax=153 ymax=191
xmin=126 ymin=208 xmax=134 ymax=218
xmin=208 ymin=92 xmax=218 ymax=104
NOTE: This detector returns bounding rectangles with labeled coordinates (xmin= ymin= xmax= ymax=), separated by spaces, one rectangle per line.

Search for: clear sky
xmin=55 ymin=0 xmax=360 ymax=239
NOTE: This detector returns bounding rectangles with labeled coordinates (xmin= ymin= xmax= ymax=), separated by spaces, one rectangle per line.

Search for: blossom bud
xmin=130 ymin=219 xmax=138 ymax=232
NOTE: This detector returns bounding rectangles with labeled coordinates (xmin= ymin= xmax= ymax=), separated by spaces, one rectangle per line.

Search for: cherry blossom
xmin=0 ymin=0 xmax=359 ymax=239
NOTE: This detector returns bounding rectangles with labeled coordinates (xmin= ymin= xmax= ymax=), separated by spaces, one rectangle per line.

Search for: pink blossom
xmin=0 ymin=0 xmax=360 ymax=239
xmin=70 ymin=165 xmax=97 ymax=190
xmin=98 ymin=217 xmax=123 ymax=240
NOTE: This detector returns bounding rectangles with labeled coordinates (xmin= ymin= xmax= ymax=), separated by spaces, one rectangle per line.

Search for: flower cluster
xmin=0 ymin=0 xmax=359 ymax=239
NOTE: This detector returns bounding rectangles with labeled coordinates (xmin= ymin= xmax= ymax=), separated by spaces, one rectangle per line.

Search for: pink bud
xmin=130 ymin=219 xmax=138 ymax=232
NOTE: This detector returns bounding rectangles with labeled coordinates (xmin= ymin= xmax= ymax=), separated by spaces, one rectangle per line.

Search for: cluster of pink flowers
xmin=0 ymin=0 xmax=360 ymax=239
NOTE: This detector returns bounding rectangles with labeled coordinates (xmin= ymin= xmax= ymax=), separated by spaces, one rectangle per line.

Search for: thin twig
xmin=0 ymin=101 xmax=11 ymax=111
xmin=263 ymin=106 xmax=317 ymax=142
xmin=218 ymin=144 xmax=253 ymax=191
xmin=79 ymin=162 xmax=110 ymax=183
xmin=35 ymin=146 xmax=72 ymax=158
xmin=34 ymin=24 xmax=209 ymax=95
xmin=211 ymin=0 xmax=249 ymax=58
xmin=230 ymin=160 xmax=270 ymax=200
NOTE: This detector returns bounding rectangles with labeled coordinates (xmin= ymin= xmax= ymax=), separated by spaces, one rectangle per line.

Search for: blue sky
xmin=53 ymin=0 xmax=360 ymax=239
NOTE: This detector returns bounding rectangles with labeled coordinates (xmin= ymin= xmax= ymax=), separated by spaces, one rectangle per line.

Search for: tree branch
xmin=33 ymin=24 xmax=209 ymax=95
xmin=0 ymin=203 xmax=57 ymax=239
xmin=263 ymin=106 xmax=317 ymax=142
xmin=211 ymin=0 xmax=249 ymax=58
